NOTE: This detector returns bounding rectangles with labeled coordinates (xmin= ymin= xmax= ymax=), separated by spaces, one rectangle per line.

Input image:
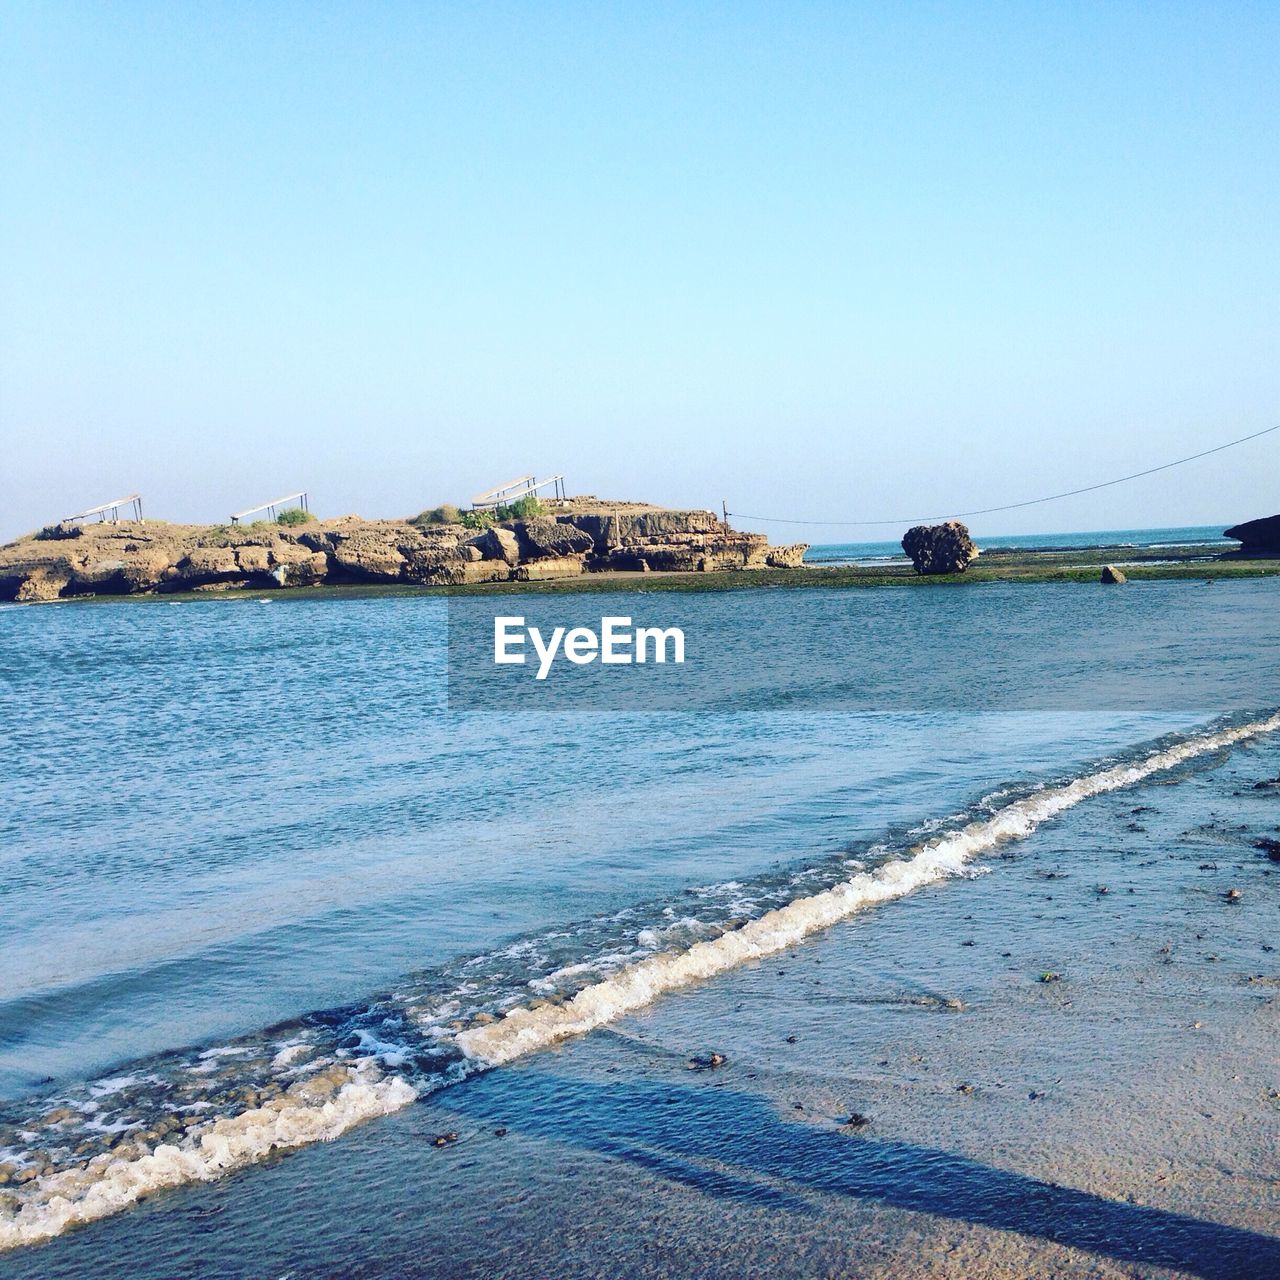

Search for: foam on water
xmin=3 ymin=712 xmax=1277 ymax=1251
xmin=0 ymin=1064 xmax=414 ymax=1249
xmin=456 ymin=713 xmax=1280 ymax=1064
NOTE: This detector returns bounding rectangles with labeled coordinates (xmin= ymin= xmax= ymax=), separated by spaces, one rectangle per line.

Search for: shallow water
xmin=1 ymin=580 xmax=1277 ymax=1253
xmin=8 ymin=715 xmax=1280 ymax=1279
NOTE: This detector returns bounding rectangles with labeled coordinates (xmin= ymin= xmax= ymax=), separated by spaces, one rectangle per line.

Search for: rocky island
xmin=0 ymin=498 xmax=808 ymax=602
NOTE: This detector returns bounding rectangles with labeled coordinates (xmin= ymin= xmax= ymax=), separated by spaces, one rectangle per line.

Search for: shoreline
xmin=8 ymin=716 xmax=1278 ymax=1277
xmin=3 ymin=543 xmax=1277 ymax=607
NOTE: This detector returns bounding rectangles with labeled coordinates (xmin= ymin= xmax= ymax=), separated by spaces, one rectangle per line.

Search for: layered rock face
xmin=1224 ymin=514 xmax=1280 ymax=555
xmin=901 ymin=521 xmax=979 ymax=574
xmin=0 ymin=500 xmax=809 ymax=600
xmin=545 ymin=499 xmax=807 ymax=573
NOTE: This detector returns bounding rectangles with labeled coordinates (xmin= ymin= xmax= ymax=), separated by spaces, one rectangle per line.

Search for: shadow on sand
xmin=448 ymin=1070 xmax=1277 ymax=1280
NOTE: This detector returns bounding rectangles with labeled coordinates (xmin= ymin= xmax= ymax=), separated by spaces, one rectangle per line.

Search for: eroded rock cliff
xmin=1224 ymin=514 xmax=1280 ymax=555
xmin=901 ymin=521 xmax=979 ymax=574
xmin=0 ymin=499 xmax=808 ymax=600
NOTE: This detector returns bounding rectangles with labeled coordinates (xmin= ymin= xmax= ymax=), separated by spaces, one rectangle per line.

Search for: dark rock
xmin=469 ymin=526 xmax=520 ymax=565
xmin=1224 ymin=514 xmax=1280 ymax=555
xmin=901 ymin=521 xmax=978 ymax=575
xmin=687 ymin=1052 xmax=727 ymax=1071
xmin=512 ymin=518 xmax=595 ymax=561
xmin=1100 ymin=564 xmax=1127 ymax=584
xmin=1255 ymin=837 xmax=1280 ymax=862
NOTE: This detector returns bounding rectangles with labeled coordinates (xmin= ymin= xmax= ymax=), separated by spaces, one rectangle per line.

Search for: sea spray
xmin=3 ymin=711 xmax=1277 ymax=1251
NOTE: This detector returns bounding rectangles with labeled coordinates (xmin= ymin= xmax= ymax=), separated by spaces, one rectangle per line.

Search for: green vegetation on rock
xmin=459 ymin=495 xmax=543 ymax=529
xmin=413 ymin=503 xmax=462 ymax=526
xmin=413 ymin=496 xmax=542 ymax=529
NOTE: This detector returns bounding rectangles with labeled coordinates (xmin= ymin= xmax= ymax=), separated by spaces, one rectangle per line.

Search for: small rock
xmin=431 ymin=1131 xmax=458 ymax=1148
xmin=1028 ymin=1090 xmax=1047 ymax=1100
xmin=841 ymin=1112 xmax=871 ymax=1129
xmin=1038 ymin=971 xmax=1061 ymax=983
xmin=1224 ymin=888 xmax=1243 ymax=903
xmin=1095 ymin=885 xmax=1110 ymax=895
xmin=1100 ymin=565 xmax=1127 ymax=584
xmin=956 ymin=1082 xmax=976 ymax=1095
xmin=687 ymin=1052 xmax=727 ymax=1071
xmin=785 ymin=1035 xmax=798 ymax=1044
xmin=493 ymin=1127 xmax=508 ymax=1138
xmin=1254 ymin=837 xmax=1280 ymax=862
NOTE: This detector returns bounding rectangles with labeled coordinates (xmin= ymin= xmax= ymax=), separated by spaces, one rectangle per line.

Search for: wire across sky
xmin=728 ymin=424 xmax=1279 ymax=528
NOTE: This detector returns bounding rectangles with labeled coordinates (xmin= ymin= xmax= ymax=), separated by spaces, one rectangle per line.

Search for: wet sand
xmin=8 ymin=735 xmax=1280 ymax=1278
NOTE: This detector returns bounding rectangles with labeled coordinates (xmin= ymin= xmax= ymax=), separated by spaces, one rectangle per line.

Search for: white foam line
xmin=3 ymin=712 xmax=1275 ymax=1252
xmin=457 ymin=714 xmax=1280 ymax=1066
xmin=0 ymin=1066 xmax=416 ymax=1251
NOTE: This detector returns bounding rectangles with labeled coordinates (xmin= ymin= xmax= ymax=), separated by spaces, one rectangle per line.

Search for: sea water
xmin=804 ymin=523 xmax=1234 ymax=566
xmin=0 ymin=576 xmax=1277 ymax=1249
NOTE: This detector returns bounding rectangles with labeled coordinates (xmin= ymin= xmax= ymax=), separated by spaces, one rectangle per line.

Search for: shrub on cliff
xmin=455 ymin=496 xmax=544 ymax=530
xmin=275 ymin=508 xmax=313 ymax=526
xmin=413 ymin=503 xmax=462 ymax=526
xmin=504 ymin=495 xmax=543 ymax=520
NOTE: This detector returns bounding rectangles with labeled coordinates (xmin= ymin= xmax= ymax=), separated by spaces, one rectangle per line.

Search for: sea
xmin=1 ymin=523 xmax=1277 ymax=1276
xmin=804 ymin=523 xmax=1234 ymax=566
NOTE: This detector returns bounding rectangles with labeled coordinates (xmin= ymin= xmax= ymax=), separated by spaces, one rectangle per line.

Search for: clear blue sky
xmin=2 ymin=1 xmax=1276 ymax=544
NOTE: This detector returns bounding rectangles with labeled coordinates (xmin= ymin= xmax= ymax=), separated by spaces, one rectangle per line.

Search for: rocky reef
xmin=0 ymin=499 xmax=808 ymax=601
xmin=1224 ymin=514 xmax=1280 ymax=555
xmin=901 ymin=521 xmax=979 ymax=574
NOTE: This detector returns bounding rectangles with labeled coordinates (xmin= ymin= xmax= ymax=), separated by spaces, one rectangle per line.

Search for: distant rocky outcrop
xmin=1224 ymin=514 xmax=1280 ymax=555
xmin=901 ymin=521 xmax=978 ymax=575
xmin=1100 ymin=565 xmax=1127 ymax=584
xmin=0 ymin=499 xmax=809 ymax=601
